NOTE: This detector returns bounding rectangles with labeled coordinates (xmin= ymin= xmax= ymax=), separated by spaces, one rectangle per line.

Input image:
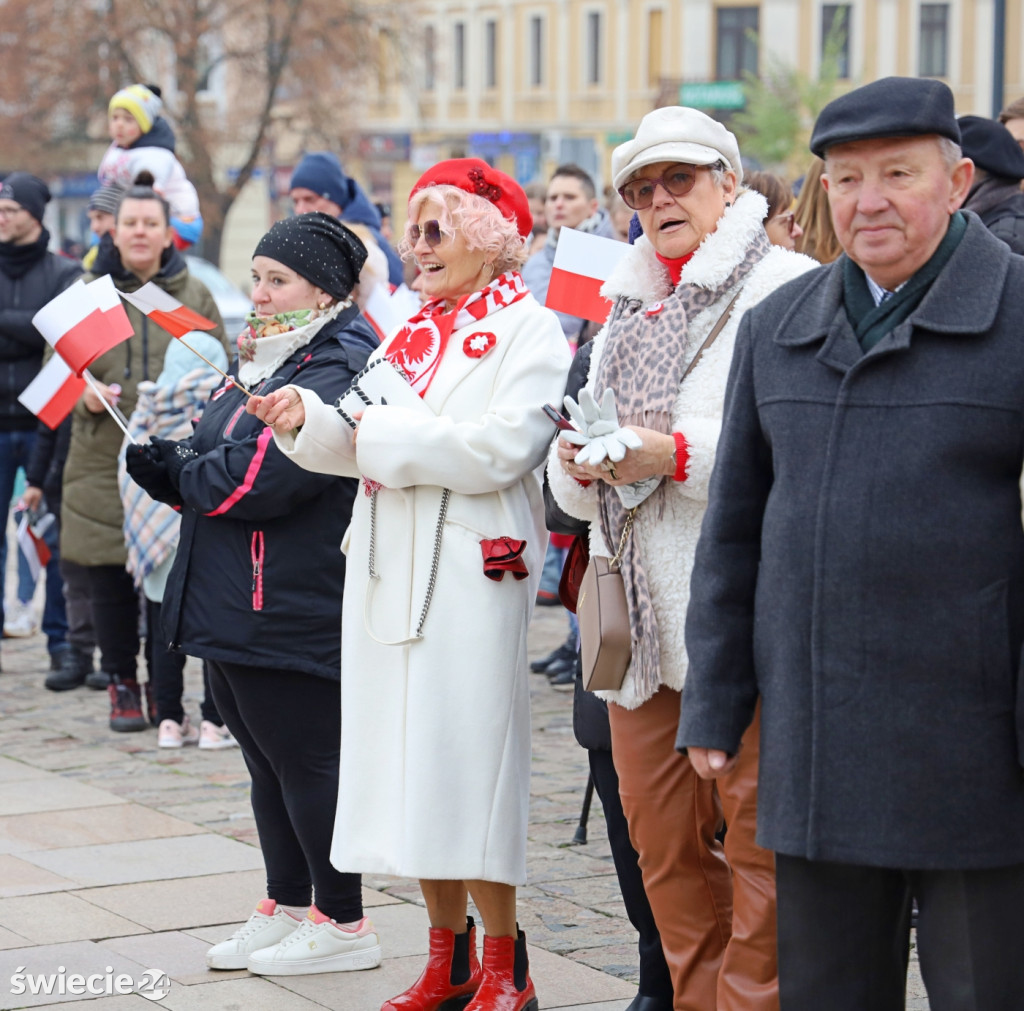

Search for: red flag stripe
xmin=545 ymin=267 xmax=614 ymax=325
xmin=148 ymin=306 xmax=219 ymax=338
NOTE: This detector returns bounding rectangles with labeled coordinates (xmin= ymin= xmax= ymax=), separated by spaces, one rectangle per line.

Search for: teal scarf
xmin=842 ymin=211 xmax=967 ymax=352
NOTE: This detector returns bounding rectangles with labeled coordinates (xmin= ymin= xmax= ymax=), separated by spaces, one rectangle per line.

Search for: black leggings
xmin=206 ymin=659 xmax=362 ymax=922
xmin=84 ymin=564 xmax=139 ymax=681
xmin=145 ymin=598 xmax=221 ymax=726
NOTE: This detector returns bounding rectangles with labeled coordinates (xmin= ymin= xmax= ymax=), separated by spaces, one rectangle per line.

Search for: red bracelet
xmin=672 ymin=431 xmax=690 ymax=482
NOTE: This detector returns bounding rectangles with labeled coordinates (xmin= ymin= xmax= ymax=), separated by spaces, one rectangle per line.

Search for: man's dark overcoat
xmin=678 ymin=212 xmax=1024 ymax=870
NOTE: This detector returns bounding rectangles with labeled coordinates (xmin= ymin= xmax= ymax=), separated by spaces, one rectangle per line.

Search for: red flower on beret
xmin=411 ymin=158 xmax=533 ymax=238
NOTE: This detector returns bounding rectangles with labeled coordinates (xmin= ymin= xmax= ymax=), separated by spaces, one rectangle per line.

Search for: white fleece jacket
xmin=547 ymin=190 xmax=818 ymax=709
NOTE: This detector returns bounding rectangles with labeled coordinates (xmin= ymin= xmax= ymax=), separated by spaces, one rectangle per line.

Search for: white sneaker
xmin=158 ymin=716 xmax=199 ymax=749
xmin=198 ymin=720 xmax=238 ymax=750
xmin=247 ymin=906 xmax=382 ymax=976
xmin=3 ymin=600 xmax=36 ymax=638
xmin=206 ymin=899 xmax=303 ymax=970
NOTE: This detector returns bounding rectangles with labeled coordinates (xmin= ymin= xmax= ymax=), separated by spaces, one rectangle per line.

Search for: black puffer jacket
xmin=24 ymin=417 xmax=71 ymax=516
xmin=0 ymin=239 xmax=81 ymax=429
xmin=161 ymin=306 xmax=378 ymax=680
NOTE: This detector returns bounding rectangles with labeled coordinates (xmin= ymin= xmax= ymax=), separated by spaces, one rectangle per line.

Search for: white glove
xmin=561 ymin=388 xmax=642 ymax=466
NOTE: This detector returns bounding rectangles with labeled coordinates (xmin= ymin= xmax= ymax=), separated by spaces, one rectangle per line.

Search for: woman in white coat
xmin=548 ymin=109 xmax=816 ymax=1011
xmin=250 ymin=159 xmax=570 ymax=1011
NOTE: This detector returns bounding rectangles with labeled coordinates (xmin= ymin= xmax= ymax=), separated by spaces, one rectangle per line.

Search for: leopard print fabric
xmin=595 ymin=227 xmax=772 ymax=699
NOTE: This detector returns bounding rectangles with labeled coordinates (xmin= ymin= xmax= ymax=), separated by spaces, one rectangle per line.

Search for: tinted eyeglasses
xmin=405 ymin=219 xmax=446 ymax=248
xmin=618 ymin=165 xmax=701 ymax=210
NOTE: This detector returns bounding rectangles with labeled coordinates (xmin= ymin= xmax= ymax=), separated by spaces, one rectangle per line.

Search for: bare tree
xmin=0 ymin=0 xmax=410 ymax=263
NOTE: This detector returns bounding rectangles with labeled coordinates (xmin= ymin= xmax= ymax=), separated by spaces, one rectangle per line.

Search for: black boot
xmin=85 ymin=667 xmax=110 ymax=690
xmin=44 ymin=648 xmax=94 ymax=692
xmin=529 ymin=635 xmax=576 ymax=674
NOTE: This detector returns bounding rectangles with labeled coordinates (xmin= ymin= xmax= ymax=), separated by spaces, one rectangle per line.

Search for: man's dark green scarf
xmin=842 ymin=211 xmax=967 ymax=352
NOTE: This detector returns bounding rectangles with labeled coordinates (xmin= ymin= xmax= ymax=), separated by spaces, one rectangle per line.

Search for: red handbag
xmin=558 ymin=535 xmax=590 ymax=613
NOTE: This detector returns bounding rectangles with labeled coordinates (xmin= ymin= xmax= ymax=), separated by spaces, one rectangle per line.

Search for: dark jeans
xmin=776 ymin=854 xmax=1024 ymax=1011
xmin=84 ymin=564 xmax=139 ymax=681
xmin=207 ymin=659 xmax=362 ymax=922
xmin=60 ymin=558 xmax=96 ymax=656
xmin=144 ymin=597 xmax=220 ymax=725
xmin=0 ymin=429 xmax=36 ymax=625
xmin=589 ymin=749 xmax=674 ymax=1005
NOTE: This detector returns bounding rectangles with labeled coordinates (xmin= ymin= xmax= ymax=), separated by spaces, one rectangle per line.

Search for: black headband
xmin=253 ymin=212 xmax=368 ymax=300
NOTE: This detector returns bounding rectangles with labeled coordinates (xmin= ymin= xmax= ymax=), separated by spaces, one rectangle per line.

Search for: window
xmin=585 ymin=11 xmax=602 ymax=85
xmin=647 ymin=9 xmax=664 ymax=87
xmin=919 ymin=3 xmax=949 ymax=77
xmin=530 ymin=16 xmax=544 ymax=86
xmin=484 ymin=19 xmax=498 ymax=89
xmin=716 ymin=6 xmax=759 ymax=80
xmin=821 ymin=4 xmax=850 ymax=79
xmin=453 ymin=22 xmax=466 ymax=90
xmin=424 ymin=25 xmax=436 ymax=91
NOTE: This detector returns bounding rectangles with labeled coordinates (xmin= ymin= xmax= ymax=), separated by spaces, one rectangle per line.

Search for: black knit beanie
xmin=253 ymin=212 xmax=367 ymax=300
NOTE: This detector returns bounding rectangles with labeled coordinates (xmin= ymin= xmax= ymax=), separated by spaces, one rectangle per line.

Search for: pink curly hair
xmin=399 ymin=184 xmax=529 ymax=275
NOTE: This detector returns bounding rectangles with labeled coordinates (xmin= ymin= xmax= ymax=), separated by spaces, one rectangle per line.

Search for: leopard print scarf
xmin=594 ymin=227 xmax=771 ymax=698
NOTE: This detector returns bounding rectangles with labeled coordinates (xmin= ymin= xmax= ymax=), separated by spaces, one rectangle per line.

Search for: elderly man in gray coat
xmin=678 ymin=76 xmax=1024 ymax=1011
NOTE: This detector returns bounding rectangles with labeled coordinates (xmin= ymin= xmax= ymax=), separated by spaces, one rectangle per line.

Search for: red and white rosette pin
xmin=644 ymin=302 xmax=664 ymax=317
xmin=463 ymin=331 xmax=497 ymax=358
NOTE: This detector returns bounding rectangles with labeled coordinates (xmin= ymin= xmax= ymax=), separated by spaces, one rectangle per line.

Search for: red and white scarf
xmin=384 ymin=271 xmax=528 ymax=396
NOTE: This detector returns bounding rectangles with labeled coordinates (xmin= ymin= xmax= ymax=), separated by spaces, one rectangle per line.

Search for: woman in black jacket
xmin=126 ymin=213 xmax=381 ymax=977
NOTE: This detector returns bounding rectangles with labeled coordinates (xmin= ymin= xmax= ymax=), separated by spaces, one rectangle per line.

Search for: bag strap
xmin=680 ymin=287 xmax=743 ymax=383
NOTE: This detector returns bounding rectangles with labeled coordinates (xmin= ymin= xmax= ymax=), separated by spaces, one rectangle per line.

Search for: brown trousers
xmin=609 ymin=688 xmax=778 ymax=1011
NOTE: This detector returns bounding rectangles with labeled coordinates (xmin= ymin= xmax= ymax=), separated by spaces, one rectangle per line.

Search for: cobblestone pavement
xmin=0 ymin=605 xmax=927 ymax=1009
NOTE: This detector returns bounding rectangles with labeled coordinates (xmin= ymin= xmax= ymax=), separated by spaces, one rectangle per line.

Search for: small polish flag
xmin=18 ymin=355 xmax=87 ymax=429
xmin=16 ymin=513 xmax=52 ymax=582
xmin=545 ymin=229 xmax=631 ymax=324
xmin=119 ymin=282 xmax=217 ymax=337
xmin=32 ymin=278 xmax=134 ymax=375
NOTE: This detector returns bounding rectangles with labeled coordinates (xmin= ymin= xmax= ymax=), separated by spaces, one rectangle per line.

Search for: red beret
xmin=410 ymin=158 xmax=533 ymax=238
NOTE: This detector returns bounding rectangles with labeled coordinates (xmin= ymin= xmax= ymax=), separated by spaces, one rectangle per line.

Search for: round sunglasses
xmin=618 ymin=165 xmax=702 ymax=210
xmin=405 ymin=219 xmax=448 ymax=248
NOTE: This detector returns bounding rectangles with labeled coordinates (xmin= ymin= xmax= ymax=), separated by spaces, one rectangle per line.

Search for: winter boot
xmin=108 ymin=677 xmax=149 ymax=732
xmin=464 ymin=929 xmax=537 ymax=1011
xmin=44 ymin=647 xmax=94 ymax=692
xmin=85 ymin=668 xmax=112 ymax=690
xmin=381 ymin=916 xmax=482 ymax=1011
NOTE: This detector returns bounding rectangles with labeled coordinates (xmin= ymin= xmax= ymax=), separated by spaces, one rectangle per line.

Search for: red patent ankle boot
xmin=381 ymin=916 xmax=481 ymax=1011
xmin=465 ymin=929 xmax=538 ymax=1011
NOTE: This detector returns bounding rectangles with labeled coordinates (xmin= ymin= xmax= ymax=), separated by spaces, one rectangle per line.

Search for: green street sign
xmin=679 ymin=80 xmax=746 ymax=110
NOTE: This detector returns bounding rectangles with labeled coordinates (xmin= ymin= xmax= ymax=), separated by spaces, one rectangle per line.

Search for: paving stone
xmin=100 ymin=930 xmax=248 ymax=986
xmin=0 ymin=925 xmax=30 ymax=951
xmin=0 ymin=779 xmax=125 ymax=818
xmin=0 ymin=894 xmax=146 ymax=945
xmin=0 ymin=757 xmax=52 ymax=782
xmin=70 ymin=870 xmax=267 ymax=932
xmin=157 ymin=976 xmax=327 ymax=1009
xmin=0 ymin=857 xmax=77 ymax=899
xmin=0 ymin=805 xmax=204 ymax=855
xmin=0 ymin=940 xmax=150 ymax=1009
xmin=22 ymin=834 xmax=264 ymax=887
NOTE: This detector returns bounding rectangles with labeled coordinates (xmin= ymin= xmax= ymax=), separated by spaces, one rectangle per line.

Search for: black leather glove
xmin=151 ymin=437 xmax=199 ymax=491
xmin=125 ymin=443 xmax=182 ymax=506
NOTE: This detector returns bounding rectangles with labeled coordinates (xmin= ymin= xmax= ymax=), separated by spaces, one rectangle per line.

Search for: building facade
xmin=352 ymin=0 xmax=1024 ymax=223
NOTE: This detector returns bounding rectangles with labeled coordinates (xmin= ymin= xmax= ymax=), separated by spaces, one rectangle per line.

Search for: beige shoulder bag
xmin=577 ymin=288 xmax=743 ymax=692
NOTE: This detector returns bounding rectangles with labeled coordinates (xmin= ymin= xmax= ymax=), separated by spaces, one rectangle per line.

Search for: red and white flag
xmin=363 ymin=283 xmax=423 ymax=340
xmin=545 ymin=229 xmax=631 ymax=324
xmin=32 ymin=277 xmax=134 ymax=375
xmin=16 ymin=513 xmax=52 ymax=582
xmin=17 ymin=354 xmax=86 ymax=429
xmin=119 ymin=282 xmax=217 ymax=337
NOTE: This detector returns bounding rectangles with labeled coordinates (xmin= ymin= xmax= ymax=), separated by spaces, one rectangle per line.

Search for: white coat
xmin=277 ymin=292 xmax=571 ymax=885
xmin=547 ymin=191 xmax=817 ymax=710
